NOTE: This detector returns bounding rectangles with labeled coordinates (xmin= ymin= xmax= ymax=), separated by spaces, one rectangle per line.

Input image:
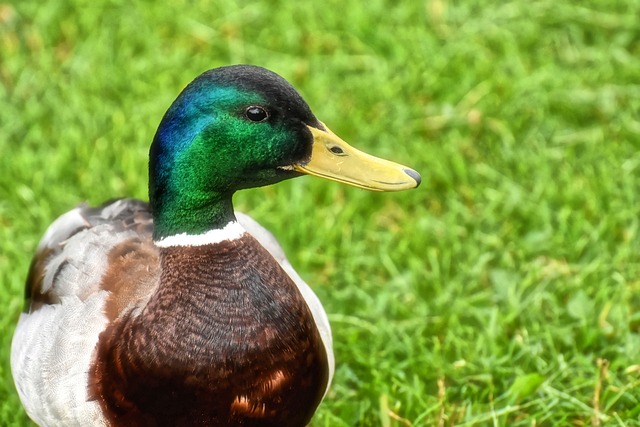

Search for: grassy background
xmin=1 ymin=0 xmax=640 ymax=425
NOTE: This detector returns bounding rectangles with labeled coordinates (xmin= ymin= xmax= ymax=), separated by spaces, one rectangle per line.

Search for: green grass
xmin=2 ymin=0 xmax=640 ymax=425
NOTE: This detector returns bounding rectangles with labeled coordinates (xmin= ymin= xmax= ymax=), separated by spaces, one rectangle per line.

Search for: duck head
xmin=149 ymin=65 xmax=420 ymax=238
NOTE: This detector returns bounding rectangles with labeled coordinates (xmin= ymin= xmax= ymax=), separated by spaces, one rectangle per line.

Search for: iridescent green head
xmin=149 ymin=65 xmax=420 ymax=239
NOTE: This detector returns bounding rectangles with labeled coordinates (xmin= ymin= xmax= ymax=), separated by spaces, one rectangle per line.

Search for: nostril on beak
xmin=403 ymin=168 xmax=422 ymax=187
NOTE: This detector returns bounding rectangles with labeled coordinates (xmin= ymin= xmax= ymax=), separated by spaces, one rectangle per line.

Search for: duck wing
xmin=13 ymin=199 xmax=158 ymax=426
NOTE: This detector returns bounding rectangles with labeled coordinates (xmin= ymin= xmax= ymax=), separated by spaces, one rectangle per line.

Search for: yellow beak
xmin=292 ymin=124 xmax=421 ymax=191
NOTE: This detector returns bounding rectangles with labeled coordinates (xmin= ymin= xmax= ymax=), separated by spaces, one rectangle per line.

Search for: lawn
xmin=1 ymin=0 xmax=640 ymax=425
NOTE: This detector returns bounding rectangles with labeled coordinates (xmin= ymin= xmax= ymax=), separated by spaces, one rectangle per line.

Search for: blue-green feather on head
xmin=149 ymin=65 xmax=420 ymax=238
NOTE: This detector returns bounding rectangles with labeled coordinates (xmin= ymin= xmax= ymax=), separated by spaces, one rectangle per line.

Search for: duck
xmin=11 ymin=64 xmax=421 ymax=427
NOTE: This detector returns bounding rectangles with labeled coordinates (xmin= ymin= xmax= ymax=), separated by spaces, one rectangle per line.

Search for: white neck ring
xmin=154 ymin=221 xmax=246 ymax=248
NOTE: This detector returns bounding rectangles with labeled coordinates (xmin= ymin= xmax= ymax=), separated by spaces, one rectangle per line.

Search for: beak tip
xmin=403 ymin=168 xmax=422 ymax=188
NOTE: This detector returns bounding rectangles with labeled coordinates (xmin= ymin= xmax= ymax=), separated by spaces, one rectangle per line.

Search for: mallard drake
xmin=11 ymin=64 xmax=420 ymax=426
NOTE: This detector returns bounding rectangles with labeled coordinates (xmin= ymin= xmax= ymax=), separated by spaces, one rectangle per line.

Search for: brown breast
xmin=89 ymin=234 xmax=329 ymax=427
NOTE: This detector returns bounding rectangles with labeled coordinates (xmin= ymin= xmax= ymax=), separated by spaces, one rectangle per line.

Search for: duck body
xmin=13 ymin=199 xmax=330 ymax=426
xmin=12 ymin=65 xmax=420 ymax=426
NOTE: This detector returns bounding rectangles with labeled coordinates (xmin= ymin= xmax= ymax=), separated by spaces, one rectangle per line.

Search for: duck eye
xmin=245 ymin=106 xmax=269 ymax=122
